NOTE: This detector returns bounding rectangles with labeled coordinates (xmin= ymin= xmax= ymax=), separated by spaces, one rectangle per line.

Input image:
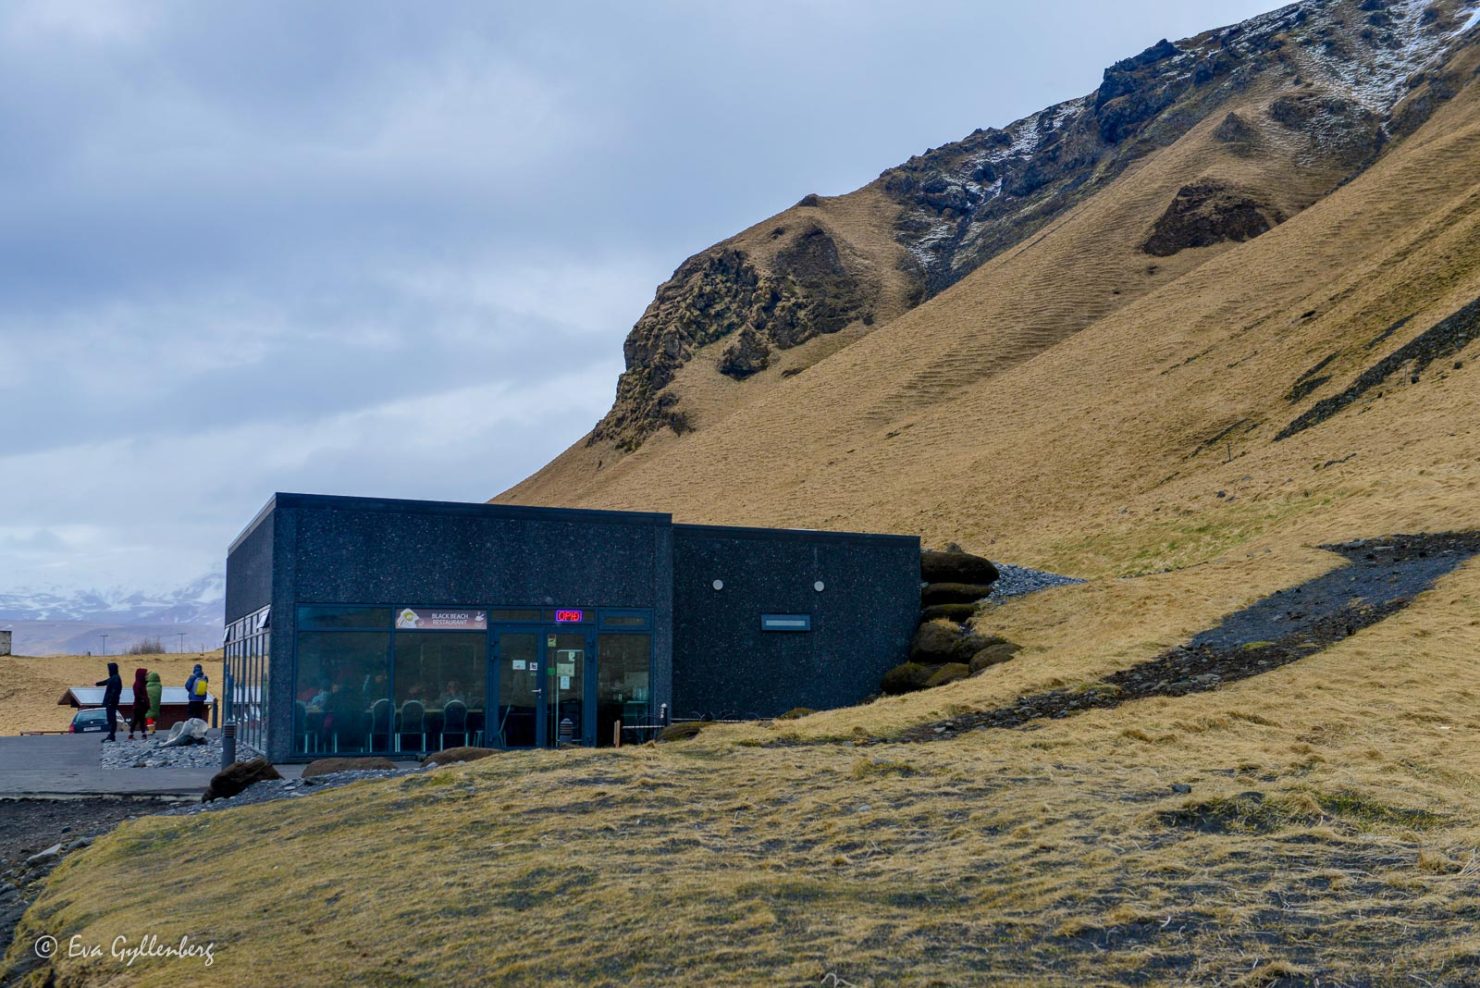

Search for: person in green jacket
xmin=145 ymin=670 xmax=163 ymax=734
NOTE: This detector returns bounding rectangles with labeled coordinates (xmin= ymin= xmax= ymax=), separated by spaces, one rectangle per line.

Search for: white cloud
xmin=0 ymin=363 xmax=618 ymax=590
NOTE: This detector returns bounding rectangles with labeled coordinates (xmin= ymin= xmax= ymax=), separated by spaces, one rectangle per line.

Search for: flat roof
xmin=230 ymin=492 xmax=917 ymax=552
xmin=60 ymin=686 xmax=215 ymax=707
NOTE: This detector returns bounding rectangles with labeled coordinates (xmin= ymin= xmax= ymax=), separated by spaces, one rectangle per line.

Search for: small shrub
xmin=776 ymin=707 xmax=815 ymax=720
xmin=657 ymin=722 xmax=706 ymax=742
xmin=126 ymin=638 xmax=165 ymax=655
xmin=925 ymin=663 xmax=970 ymax=688
xmin=851 ymin=758 xmax=917 ymax=780
xmin=881 ymin=662 xmax=934 ymax=695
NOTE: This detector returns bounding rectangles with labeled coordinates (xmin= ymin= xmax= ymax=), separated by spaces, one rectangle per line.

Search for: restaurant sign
xmin=395 ymin=608 xmax=488 ymax=630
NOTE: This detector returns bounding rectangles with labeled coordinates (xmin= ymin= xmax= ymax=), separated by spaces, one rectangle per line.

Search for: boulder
xmin=970 ymin=640 xmax=1021 ymax=673
xmin=24 ymin=844 xmax=62 ymax=867
xmin=921 ymin=548 xmax=1000 ymax=586
xmin=881 ymin=662 xmax=934 ymax=696
xmin=921 ymin=583 xmax=996 ymax=607
xmin=202 ymin=757 xmax=281 ymax=803
xmin=303 ymin=756 xmax=397 ymax=778
xmin=910 ymin=619 xmax=973 ymax=664
xmin=421 ymin=747 xmax=496 ymax=768
xmin=161 ymin=718 xmax=209 ymax=748
xmin=657 ymin=722 xmax=706 ymax=742
xmin=919 ymin=603 xmax=979 ymax=625
xmin=925 ymin=663 xmax=971 ymax=688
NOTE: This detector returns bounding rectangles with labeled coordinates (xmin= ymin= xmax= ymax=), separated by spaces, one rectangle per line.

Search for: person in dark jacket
xmin=184 ymin=663 xmax=208 ymax=721
xmin=127 ymin=668 xmax=149 ymax=740
xmin=95 ymin=661 xmax=122 ymax=742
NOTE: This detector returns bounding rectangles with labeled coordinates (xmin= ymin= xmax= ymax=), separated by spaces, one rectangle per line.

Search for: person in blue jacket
xmin=94 ymin=661 xmax=122 ymax=742
xmin=184 ymin=663 xmax=209 ymax=722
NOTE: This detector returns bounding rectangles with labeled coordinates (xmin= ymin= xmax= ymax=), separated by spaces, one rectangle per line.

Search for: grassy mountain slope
xmin=504 ymin=23 xmax=1480 ymax=590
xmin=10 ymin=3 xmax=1480 ymax=985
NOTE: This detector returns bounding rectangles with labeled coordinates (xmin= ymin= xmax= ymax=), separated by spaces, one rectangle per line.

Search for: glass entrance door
xmin=495 ymin=629 xmax=588 ymax=748
xmin=547 ymin=633 xmax=586 ymax=746
xmin=494 ymin=631 xmax=539 ymax=748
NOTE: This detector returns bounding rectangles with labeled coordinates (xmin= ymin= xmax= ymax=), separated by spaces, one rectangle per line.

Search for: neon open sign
xmin=554 ymin=609 xmax=585 ymax=624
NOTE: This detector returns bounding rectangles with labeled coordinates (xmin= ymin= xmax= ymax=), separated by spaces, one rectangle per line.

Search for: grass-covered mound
xmin=9 ymin=531 xmax=1480 ymax=986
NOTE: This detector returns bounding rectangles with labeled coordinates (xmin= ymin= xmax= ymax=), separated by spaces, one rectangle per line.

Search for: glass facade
xmin=597 ymin=633 xmax=652 ymax=746
xmin=295 ymin=627 xmax=391 ymax=755
xmin=224 ymin=606 xmax=270 ymax=754
xmin=288 ymin=605 xmax=653 ymax=755
xmin=394 ymin=632 xmax=485 ymax=751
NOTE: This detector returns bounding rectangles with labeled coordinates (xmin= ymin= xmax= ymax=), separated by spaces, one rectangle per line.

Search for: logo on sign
xmin=554 ymin=609 xmax=584 ymax=624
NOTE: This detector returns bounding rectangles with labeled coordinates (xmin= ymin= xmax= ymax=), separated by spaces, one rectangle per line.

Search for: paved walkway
xmin=0 ymin=735 xmax=216 ymax=798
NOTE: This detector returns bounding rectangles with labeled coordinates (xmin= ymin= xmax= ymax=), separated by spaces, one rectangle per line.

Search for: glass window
xmin=224 ymin=606 xmax=270 ymax=756
xmin=295 ymin=632 xmax=390 ymax=754
xmin=495 ymin=632 xmax=539 ymax=747
xmin=393 ymin=632 xmax=485 ymax=753
xmin=297 ymin=606 xmax=393 ymax=630
xmin=597 ymin=634 xmax=651 ymax=747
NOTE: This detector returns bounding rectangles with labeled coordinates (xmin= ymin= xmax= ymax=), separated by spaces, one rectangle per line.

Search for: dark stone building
xmin=225 ymin=493 xmax=919 ymax=762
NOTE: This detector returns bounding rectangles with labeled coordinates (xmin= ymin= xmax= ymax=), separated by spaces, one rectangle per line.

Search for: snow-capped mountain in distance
xmin=0 ymin=573 xmax=224 ymax=626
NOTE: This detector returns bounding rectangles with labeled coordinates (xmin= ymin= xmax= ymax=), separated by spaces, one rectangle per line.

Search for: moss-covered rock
xmin=910 ymin=619 xmax=977 ymax=664
xmin=420 ymin=747 xmax=496 ymax=768
xmin=776 ymin=707 xmax=816 ymax=720
xmin=921 ymin=582 xmax=995 ymax=607
xmin=925 ymin=663 xmax=971 ymax=688
xmin=881 ymin=662 xmax=934 ymax=695
xmin=920 ymin=548 xmax=999 ymax=585
xmin=303 ymin=756 xmax=396 ymax=778
xmin=919 ymin=602 xmax=979 ymax=624
xmin=657 ymin=721 xmax=706 ymax=742
xmin=970 ymin=640 xmax=1022 ymax=673
xmin=202 ymin=757 xmax=280 ymax=803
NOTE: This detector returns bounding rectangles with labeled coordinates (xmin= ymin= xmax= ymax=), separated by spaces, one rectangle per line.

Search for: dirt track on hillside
xmin=897 ymin=531 xmax=1480 ymax=743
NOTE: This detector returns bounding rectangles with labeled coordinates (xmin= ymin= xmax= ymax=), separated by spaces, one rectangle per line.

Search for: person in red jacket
xmin=127 ymin=667 xmax=149 ymax=740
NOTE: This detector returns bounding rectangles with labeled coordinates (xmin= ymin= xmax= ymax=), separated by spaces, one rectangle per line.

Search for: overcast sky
xmin=0 ymin=0 xmax=1278 ymax=594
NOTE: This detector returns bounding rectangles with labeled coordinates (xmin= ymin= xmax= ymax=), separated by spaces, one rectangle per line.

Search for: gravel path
xmin=99 ymin=732 xmax=261 ymax=771
xmin=165 ymin=768 xmax=414 ymax=816
xmin=988 ymin=563 xmax=1085 ymax=601
xmin=0 ymin=798 xmax=180 ymax=968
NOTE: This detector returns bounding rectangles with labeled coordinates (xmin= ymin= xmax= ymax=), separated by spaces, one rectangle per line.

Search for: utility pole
xmin=177 ymin=632 xmax=186 ymax=654
xmin=100 ymin=633 xmax=109 ymax=656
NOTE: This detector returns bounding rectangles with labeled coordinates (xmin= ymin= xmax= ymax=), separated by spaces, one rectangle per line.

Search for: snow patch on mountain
xmin=0 ymin=573 xmax=224 ymax=626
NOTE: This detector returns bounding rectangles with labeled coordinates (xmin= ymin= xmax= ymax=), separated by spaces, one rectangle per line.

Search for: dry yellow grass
xmin=0 ymin=653 xmax=222 ymax=736
xmin=9 ymin=547 xmax=1478 ymax=984
xmin=10 ymin=15 xmax=1480 ymax=988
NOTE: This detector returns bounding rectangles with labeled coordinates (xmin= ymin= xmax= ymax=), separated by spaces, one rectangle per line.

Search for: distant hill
xmin=0 ymin=574 xmax=223 ymax=655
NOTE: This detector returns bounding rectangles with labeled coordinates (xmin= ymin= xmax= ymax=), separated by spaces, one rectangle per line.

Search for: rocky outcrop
xmin=1277 ymin=296 xmax=1480 ymax=441
xmin=1142 ymin=179 xmax=1285 ymax=256
xmin=583 ymin=0 xmax=1478 ymax=454
xmin=591 ymin=223 xmax=876 ymax=451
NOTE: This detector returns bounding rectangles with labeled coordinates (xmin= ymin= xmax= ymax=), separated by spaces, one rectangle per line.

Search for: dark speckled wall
xmin=226 ymin=493 xmax=918 ymax=759
xmin=671 ymin=524 xmax=920 ymax=719
xmin=225 ymin=500 xmax=274 ymax=623
xmin=233 ymin=493 xmax=673 ymax=761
